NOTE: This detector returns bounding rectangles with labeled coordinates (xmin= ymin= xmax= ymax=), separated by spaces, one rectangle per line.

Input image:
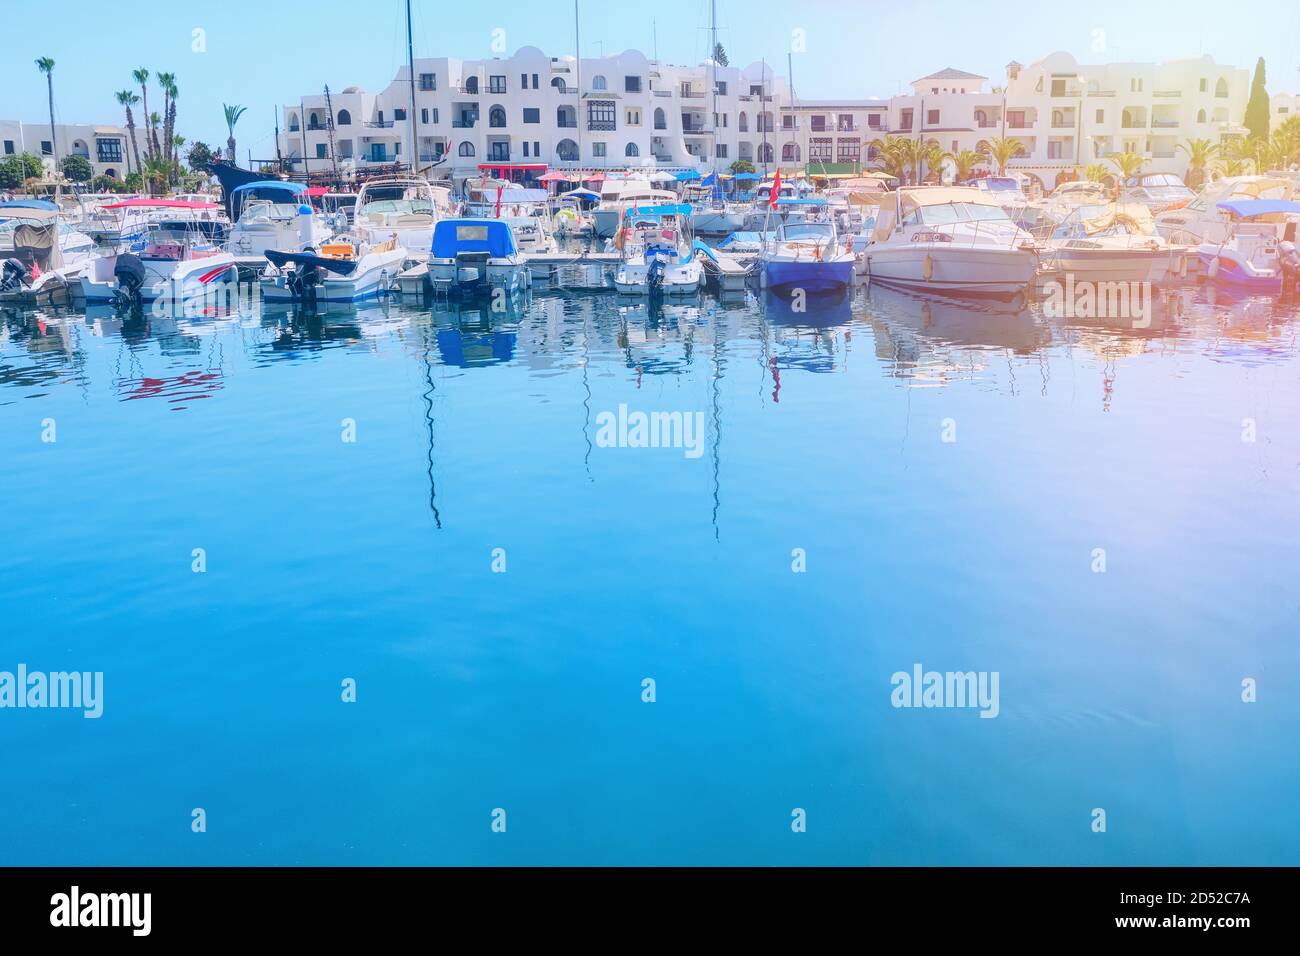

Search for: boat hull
xmin=1041 ymin=246 xmax=1173 ymax=285
xmin=763 ymin=258 xmax=855 ymax=295
xmin=866 ymin=245 xmax=1037 ymax=297
xmin=1198 ymin=248 xmax=1283 ymax=290
xmin=79 ymin=255 xmax=238 ymax=304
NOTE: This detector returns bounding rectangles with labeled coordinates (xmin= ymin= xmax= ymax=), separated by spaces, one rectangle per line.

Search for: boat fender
xmin=923 ymin=253 xmax=933 ymax=281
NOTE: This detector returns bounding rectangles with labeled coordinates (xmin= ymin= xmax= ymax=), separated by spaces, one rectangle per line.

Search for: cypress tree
xmin=1244 ymin=57 xmax=1270 ymax=141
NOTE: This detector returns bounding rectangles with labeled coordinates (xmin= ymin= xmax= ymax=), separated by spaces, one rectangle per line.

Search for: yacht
xmin=1155 ymin=175 xmax=1297 ymax=245
xmin=592 ymin=179 xmax=679 ymax=238
xmin=972 ymin=176 xmax=1029 ymax=213
xmin=1123 ymin=173 xmax=1195 ymax=213
xmin=552 ymin=189 xmax=597 ymax=236
xmin=863 ymin=186 xmax=1039 ymax=297
xmin=0 ymin=199 xmax=98 ymax=304
xmin=1198 ymin=198 xmax=1300 ymax=290
xmin=611 ymin=204 xmax=702 ymax=296
xmin=226 ymin=181 xmax=334 ymax=259
xmin=84 ymin=197 xmax=227 ymax=248
xmin=352 ymin=177 xmax=440 ymax=262
xmin=260 ymin=235 xmax=407 ymax=304
xmin=1039 ymin=201 xmax=1178 ymax=284
xmin=427 ymin=218 xmax=530 ymax=296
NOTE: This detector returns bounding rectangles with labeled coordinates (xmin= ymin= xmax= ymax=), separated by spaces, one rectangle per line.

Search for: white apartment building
xmin=278 ymin=46 xmax=792 ymax=184
xmin=1272 ymin=92 xmax=1299 ymax=126
xmin=0 ymin=120 xmax=134 ymax=180
xmin=277 ymin=47 xmax=1281 ymax=188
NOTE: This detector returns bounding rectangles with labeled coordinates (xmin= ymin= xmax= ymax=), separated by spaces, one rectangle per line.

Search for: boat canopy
xmin=560 ymin=188 xmax=600 ymax=201
xmin=232 ymin=180 xmax=307 ymax=198
xmin=0 ymin=199 xmax=59 ymax=212
xmin=625 ymin=203 xmax=693 ymax=218
xmin=776 ymin=197 xmax=827 ymax=206
xmin=1217 ymin=198 xmax=1300 ymax=218
xmin=674 ymin=170 xmax=702 ymax=181
xmin=492 ymin=187 xmax=548 ymax=204
xmin=1077 ymin=202 xmax=1158 ymax=236
xmin=0 ymin=200 xmax=58 ymax=221
xmin=102 ymin=198 xmax=220 ymax=209
xmin=731 ymin=172 xmax=761 ymax=181
xmin=431 ymin=218 xmax=517 ymax=258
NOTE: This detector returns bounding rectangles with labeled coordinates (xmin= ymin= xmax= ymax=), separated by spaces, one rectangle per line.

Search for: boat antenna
xmin=406 ymin=0 xmax=419 ymax=177
xmin=324 ymin=85 xmax=340 ymax=181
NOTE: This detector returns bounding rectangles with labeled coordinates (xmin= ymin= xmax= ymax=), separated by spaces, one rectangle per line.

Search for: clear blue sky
xmin=4 ymin=0 xmax=1298 ymax=158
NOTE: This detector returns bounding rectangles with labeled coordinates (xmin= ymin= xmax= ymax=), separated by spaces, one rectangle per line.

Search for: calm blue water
xmin=2 ymin=279 xmax=1298 ymax=865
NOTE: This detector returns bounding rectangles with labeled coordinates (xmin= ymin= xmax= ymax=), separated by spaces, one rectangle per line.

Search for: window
xmin=394 ymin=108 xmax=406 ymax=121
xmin=1199 ymin=78 xmax=1207 ymax=93
xmin=534 ymin=141 xmax=540 ymax=155
xmin=625 ymin=76 xmax=641 ymax=93
xmin=837 ymin=114 xmax=854 ymax=132
xmin=337 ymin=109 xmax=351 ymax=126
xmin=288 ymin=115 xmax=300 ymax=131
xmin=1215 ymin=77 xmax=1228 ymax=98
xmin=1197 ymin=109 xmax=1207 ymax=123
xmin=715 ymin=144 xmax=727 ymax=158
xmin=592 ymin=142 xmax=606 ymax=158
xmin=556 ymin=138 xmax=578 ymax=161
xmin=654 ymin=107 xmax=666 ymax=129
xmin=420 ymin=73 xmax=435 ymax=91
xmin=809 ymin=138 xmax=832 ymax=161
xmin=1095 ymin=109 xmax=1104 ymax=123
xmin=523 ymin=108 xmax=540 ymax=124
xmin=1047 ymin=141 xmax=1063 ymax=159
xmin=489 ymin=142 xmax=508 ymax=160
xmin=714 ymin=81 xmax=727 ymax=96
xmin=339 ymin=140 xmax=353 ymax=158
xmin=626 ymin=143 xmax=639 ymax=157
xmin=837 ymin=138 xmax=859 ymax=162
xmin=523 ymin=142 xmax=529 ymax=157
xmin=532 ymin=74 xmax=539 ymax=89
xmin=899 ymin=109 xmax=913 ymax=131
xmin=489 ymin=75 xmax=507 ymax=94
xmin=592 ymin=75 xmax=607 ymax=91
xmin=868 ymin=114 xmax=881 ymax=128
xmin=309 ymin=112 xmax=321 ymax=129
xmin=810 ymin=114 xmax=827 ymax=132
xmin=781 ymin=114 xmax=794 ymax=130
xmin=41 ymin=141 xmax=52 ymax=155
xmin=557 ymin=106 xmax=577 ymax=128
xmin=421 ymin=108 xmax=429 ymax=124
xmin=316 ymin=143 xmax=327 ymax=159
xmin=625 ymin=109 xmax=641 ymax=126
xmin=464 ymin=76 xmax=478 ymax=94
xmin=432 ymin=109 xmax=439 ymax=124
xmin=926 ymin=109 xmax=939 ymax=126
xmin=587 ymin=100 xmax=615 ymax=131
xmin=1051 ymin=78 xmax=1066 ymax=96
xmin=459 ymin=141 xmax=475 ymax=156
xmin=489 ymin=106 xmax=507 ymax=127
xmin=3 ymin=140 xmax=14 ymax=155
xmin=96 ymin=139 xmax=123 ymax=163
xmin=782 ymin=142 xmax=800 ymax=162
xmin=521 ymin=74 xmax=528 ymax=89
xmin=1130 ymin=78 xmax=1143 ymax=92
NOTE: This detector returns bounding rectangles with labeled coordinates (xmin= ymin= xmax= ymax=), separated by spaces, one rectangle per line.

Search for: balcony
xmin=588 ymin=120 xmax=616 ymax=132
xmin=418 ymin=152 xmax=443 ymax=162
xmin=487 ymin=148 xmax=510 ymax=162
xmin=364 ymin=120 xmax=395 ymax=129
xmin=836 ymin=123 xmax=859 ymax=133
xmin=553 ymin=84 xmax=577 ymax=94
xmin=679 ymin=90 xmax=706 ymax=99
xmin=451 ymin=118 xmax=478 ymax=129
xmin=682 ymin=124 xmax=711 ymax=134
xmin=1152 ymin=90 xmax=1182 ymax=98
xmin=557 ymin=119 xmax=577 ymax=129
xmin=1151 ymin=119 xmax=1180 ymax=129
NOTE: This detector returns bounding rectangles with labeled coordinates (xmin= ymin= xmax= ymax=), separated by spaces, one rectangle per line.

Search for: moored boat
xmin=610 ymin=204 xmax=702 ymax=296
xmin=427 ymin=218 xmax=530 ymax=296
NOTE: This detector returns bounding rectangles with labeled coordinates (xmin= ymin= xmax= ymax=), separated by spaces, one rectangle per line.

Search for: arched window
xmin=625 ymin=142 xmax=639 ymax=157
xmin=489 ymin=106 xmax=507 ymax=128
xmin=551 ymin=76 xmax=567 ymax=90
xmin=1214 ymin=77 xmax=1228 ymax=98
xmin=465 ymin=76 xmax=479 ymax=94
xmin=104 ymin=168 xmax=117 ymax=179
xmin=782 ymin=142 xmax=800 ymax=162
xmin=1197 ymin=109 xmax=1206 ymax=124
xmin=288 ymin=114 xmax=300 ymax=131
xmin=336 ymin=109 xmax=351 ymax=126
xmin=458 ymin=141 xmax=475 ymax=157
xmin=738 ymin=111 xmax=748 ymax=132
xmin=556 ymin=138 xmax=578 ymax=161
xmin=592 ymin=75 xmax=607 ymax=91
xmin=758 ymin=142 xmax=773 ymax=163
xmin=974 ymin=109 xmax=987 ymax=127
xmin=653 ymin=107 xmax=666 ymax=130
xmin=309 ymin=112 xmax=321 ymax=129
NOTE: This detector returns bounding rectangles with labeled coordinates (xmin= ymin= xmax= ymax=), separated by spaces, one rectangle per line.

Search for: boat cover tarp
xmin=265 ymin=249 xmax=358 ymax=276
xmin=1079 ymin=202 xmax=1158 ymax=236
xmin=0 ymin=199 xmax=59 ymax=213
xmin=431 ymin=219 xmax=517 ymax=258
xmin=1217 ymin=198 xmax=1300 ymax=218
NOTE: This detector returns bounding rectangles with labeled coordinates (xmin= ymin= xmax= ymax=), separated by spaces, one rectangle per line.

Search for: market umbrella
xmin=674 ymin=169 xmax=702 ymax=182
xmin=537 ymin=170 xmax=571 ymax=183
xmin=583 ymin=172 xmax=607 ymax=185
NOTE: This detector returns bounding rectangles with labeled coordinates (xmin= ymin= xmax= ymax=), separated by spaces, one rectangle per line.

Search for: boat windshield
xmin=780 ymin=223 xmax=834 ymax=242
xmin=359 ymin=199 xmax=434 ymax=218
xmin=241 ymin=202 xmax=302 ymax=222
xmin=917 ymin=203 xmax=1012 ymax=226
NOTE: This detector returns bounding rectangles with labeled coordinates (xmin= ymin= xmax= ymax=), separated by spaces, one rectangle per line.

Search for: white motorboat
xmin=78 ymin=228 xmax=237 ymax=306
xmin=353 ymin=177 xmax=441 ymax=263
xmin=1039 ymin=201 xmax=1178 ymax=284
xmin=260 ymin=235 xmax=407 ymax=304
xmin=758 ymin=216 xmax=856 ymax=295
xmin=0 ymin=199 xmax=98 ymax=305
xmin=552 ymin=189 xmax=597 ymax=237
xmin=1197 ymin=198 xmax=1300 ymax=291
xmin=83 ymin=197 xmax=227 ymax=248
xmin=610 ymin=204 xmax=702 ymax=296
xmin=226 ymin=181 xmax=334 ymax=259
xmin=592 ymin=179 xmax=679 ymax=238
xmin=1123 ymin=173 xmax=1195 ymax=213
xmin=1155 ymin=175 xmax=1298 ymax=245
xmin=864 ymin=186 xmax=1039 ymax=297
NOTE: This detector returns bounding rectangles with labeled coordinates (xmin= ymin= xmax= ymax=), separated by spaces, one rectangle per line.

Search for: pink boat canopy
xmin=101 ymin=198 xmax=220 ymax=210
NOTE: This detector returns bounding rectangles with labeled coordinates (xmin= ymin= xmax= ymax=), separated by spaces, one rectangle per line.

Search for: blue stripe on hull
xmin=765 ymin=260 xmax=854 ymax=294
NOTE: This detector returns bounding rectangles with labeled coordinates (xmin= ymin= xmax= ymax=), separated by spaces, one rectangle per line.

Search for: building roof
xmin=914 ymin=67 xmax=988 ymax=83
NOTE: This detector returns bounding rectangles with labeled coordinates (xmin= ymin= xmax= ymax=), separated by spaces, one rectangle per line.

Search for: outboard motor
xmin=1 ymin=257 xmax=31 ymax=294
xmin=285 ymin=260 xmax=321 ymax=301
xmin=112 ymin=254 xmax=148 ymax=309
xmin=1279 ymin=240 xmax=1300 ymax=295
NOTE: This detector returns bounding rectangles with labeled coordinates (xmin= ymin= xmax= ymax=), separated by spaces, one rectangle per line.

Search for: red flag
xmin=495 ymin=186 xmax=502 ymax=219
xmin=769 ymin=169 xmax=781 ymax=209
xmin=30 ymin=259 xmax=41 ymax=280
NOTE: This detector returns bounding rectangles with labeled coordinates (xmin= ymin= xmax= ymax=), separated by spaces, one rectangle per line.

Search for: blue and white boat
xmin=0 ymin=199 xmax=98 ymax=304
xmin=611 ymin=204 xmax=702 ymax=296
xmin=227 ymin=181 xmax=335 ymax=259
xmin=759 ymin=215 xmax=855 ymax=296
xmin=259 ymin=235 xmax=407 ymax=304
xmin=1199 ymin=198 xmax=1300 ymax=291
xmin=427 ymin=218 xmax=530 ymax=296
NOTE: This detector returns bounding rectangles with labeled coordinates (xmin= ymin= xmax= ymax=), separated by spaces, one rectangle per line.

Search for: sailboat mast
xmin=406 ymin=0 xmax=419 ymax=175
xmin=575 ymin=0 xmax=583 ymax=168
xmin=709 ymin=0 xmax=717 ymax=161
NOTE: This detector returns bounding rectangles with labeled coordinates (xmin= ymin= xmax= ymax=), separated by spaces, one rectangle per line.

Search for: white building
xmin=278 ymin=47 xmax=793 ymax=183
xmin=1271 ymin=92 xmax=1299 ymax=128
xmin=0 ymin=120 xmax=134 ymax=180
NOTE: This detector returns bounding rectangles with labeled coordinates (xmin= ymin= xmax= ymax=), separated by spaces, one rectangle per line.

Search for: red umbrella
xmin=537 ymin=170 xmax=570 ymax=183
xmin=583 ymin=172 xmax=607 ymax=185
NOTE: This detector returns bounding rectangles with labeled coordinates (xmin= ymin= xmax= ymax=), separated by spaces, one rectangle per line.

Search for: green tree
xmin=1109 ymin=150 xmax=1146 ymax=181
xmin=35 ymin=57 xmax=58 ymax=167
xmin=187 ymin=140 xmax=214 ymax=173
xmin=713 ymin=44 xmax=729 ymax=68
xmin=116 ymin=89 xmax=142 ymax=175
xmin=223 ymin=104 xmax=247 ymax=163
xmin=949 ymin=149 xmax=985 ymax=182
xmin=133 ymin=67 xmax=156 ymax=160
xmin=866 ymin=135 xmax=910 ymax=182
xmin=1244 ymin=57 xmax=1270 ymax=141
xmin=60 ymin=154 xmax=93 ymax=182
xmin=728 ymin=158 xmax=754 ymax=175
xmin=158 ymin=72 xmax=177 ymax=165
xmin=1176 ymin=138 xmax=1219 ymax=188
xmin=978 ymin=136 xmax=1026 ymax=175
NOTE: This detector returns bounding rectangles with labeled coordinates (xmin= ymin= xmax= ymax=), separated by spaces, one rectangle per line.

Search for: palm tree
xmin=171 ymin=136 xmax=186 ymax=186
xmin=223 ymin=104 xmax=248 ymax=163
xmin=1109 ymin=150 xmax=1145 ymax=182
xmin=865 ymin=135 xmax=910 ymax=183
xmin=979 ymin=136 xmax=1026 ymax=175
xmin=133 ymin=68 xmax=156 ymax=160
xmin=949 ymin=149 xmax=985 ymax=183
xmin=115 ymin=90 xmax=142 ymax=176
xmin=35 ymin=57 xmax=58 ymax=170
xmin=1176 ymin=138 xmax=1219 ymax=189
xmin=1218 ymin=136 xmax=1258 ymax=175
xmin=158 ymin=73 xmax=176 ymax=164
xmin=1272 ymin=116 xmax=1300 ymax=168
xmin=1083 ymin=163 xmax=1112 ymax=185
